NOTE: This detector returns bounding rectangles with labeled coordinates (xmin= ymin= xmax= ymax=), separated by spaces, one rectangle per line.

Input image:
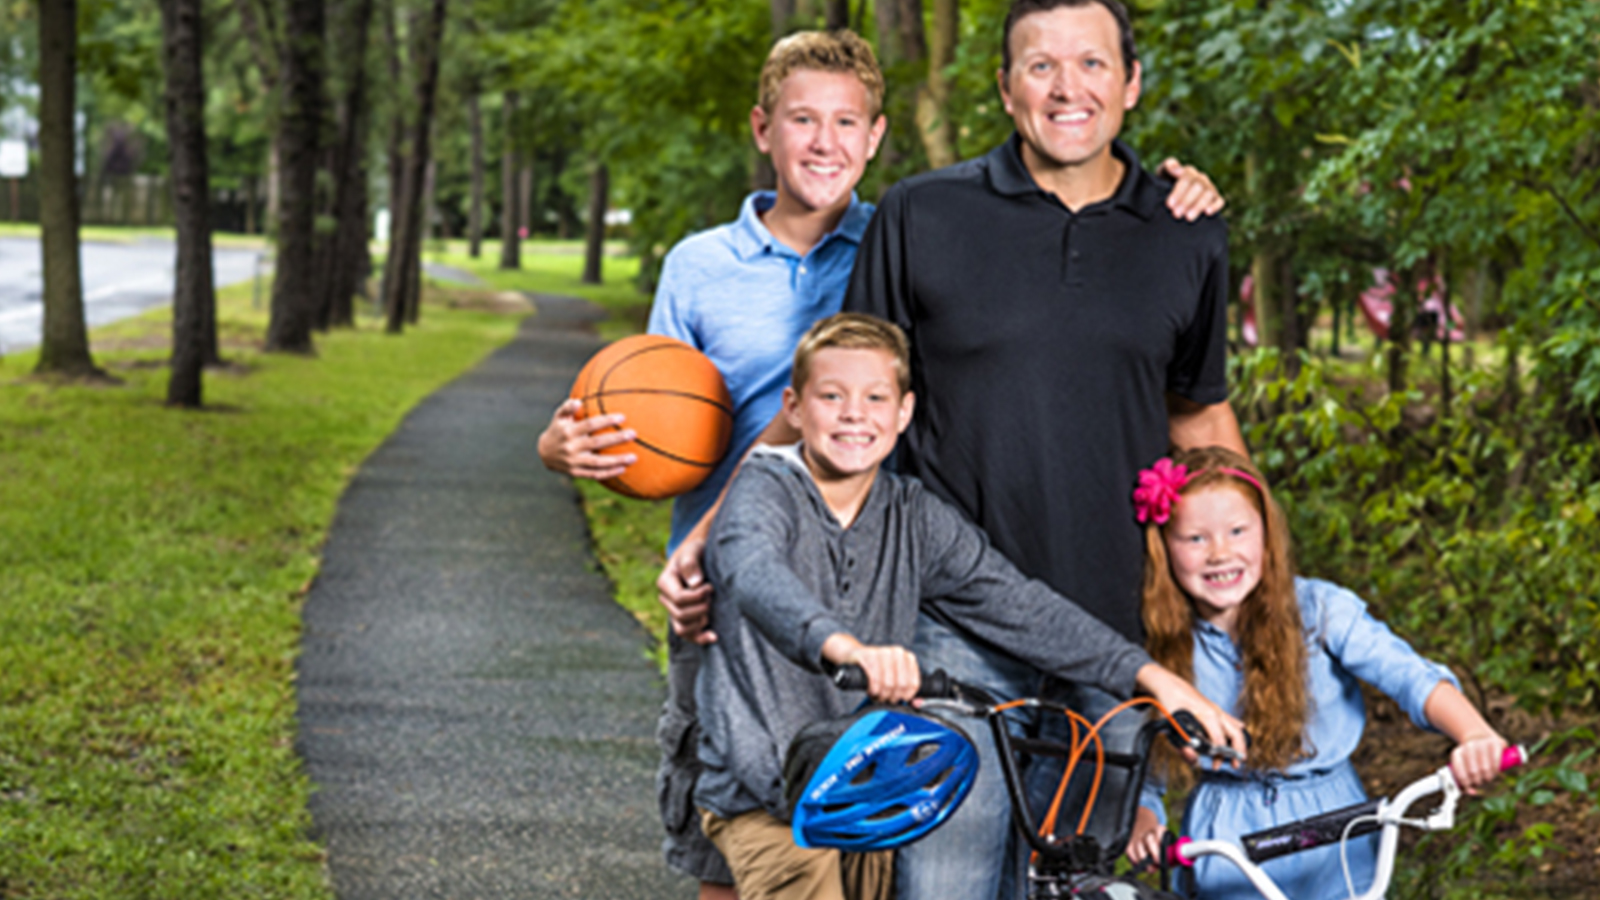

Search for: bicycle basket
xmin=784 ymin=704 xmax=978 ymax=852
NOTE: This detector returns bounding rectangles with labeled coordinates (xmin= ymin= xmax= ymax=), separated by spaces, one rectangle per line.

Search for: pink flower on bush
xmin=1133 ymin=458 xmax=1189 ymax=525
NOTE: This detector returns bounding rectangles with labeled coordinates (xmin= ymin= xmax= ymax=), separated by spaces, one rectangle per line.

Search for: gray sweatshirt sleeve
xmin=703 ymin=463 xmax=846 ymax=670
xmin=914 ymin=488 xmax=1153 ymax=697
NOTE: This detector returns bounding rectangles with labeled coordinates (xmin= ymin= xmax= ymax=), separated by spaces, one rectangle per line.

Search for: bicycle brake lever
xmin=1166 ymin=709 xmax=1248 ymax=763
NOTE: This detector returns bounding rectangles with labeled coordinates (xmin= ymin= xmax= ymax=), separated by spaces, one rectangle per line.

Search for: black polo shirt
xmin=843 ymin=135 xmax=1229 ymax=642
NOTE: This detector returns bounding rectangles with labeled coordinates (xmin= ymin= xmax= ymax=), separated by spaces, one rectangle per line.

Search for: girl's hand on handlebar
xmin=1450 ymin=732 xmax=1510 ymax=795
xmin=1126 ymin=805 xmax=1168 ymax=866
xmin=821 ymin=634 xmax=921 ymax=703
xmin=1137 ymin=663 xmax=1248 ymax=767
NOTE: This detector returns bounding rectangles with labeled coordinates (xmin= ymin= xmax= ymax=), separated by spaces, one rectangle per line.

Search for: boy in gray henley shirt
xmin=693 ymin=314 xmax=1240 ymax=900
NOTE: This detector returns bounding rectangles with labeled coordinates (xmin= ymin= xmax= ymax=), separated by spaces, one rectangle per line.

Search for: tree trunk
xmin=265 ymin=0 xmax=326 ymax=354
xmin=875 ymin=0 xmax=903 ymax=65
xmin=423 ymin=156 xmax=437 ymax=241
xmin=35 ymin=0 xmax=101 ymax=378
xmin=498 ymin=90 xmax=520 ymax=269
xmin=1250 ymin=249 xmax=1281 ymax=354
xmin=517 ymin=160 xmax=533 ymax=239
xmin=159 ymin=0 xmax=218 ymax=407
xmin=321 ymin=0 xmax=374 ymax=330
xmin=913 ymin=0 xmax=956 ymax=169
xmin=581 ymin=162 xmax=607 ymax=285
xmin=382 ymin=0 xmax=448 ymax=334
xmin=825 ymin=0 xmax=848 ymax=29
xmin=467 ymin=91 xmax=483 ymax=258
xmin=1387 ymin=266 xmax=1416 ymax=396
xmin=1276 ymin=254 xmax=1300 ymax=378
xmin=770 ymin=0 xmax=795 ymax=37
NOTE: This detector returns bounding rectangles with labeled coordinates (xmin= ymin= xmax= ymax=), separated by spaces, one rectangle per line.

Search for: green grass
xmin=574 ymin=480 xmax=674 ymax=669
xmin=421 ymin=238 xmax=649 ymax=340
xmin=0 ymin=280 xmax=522 ymax=897
xmin=0 ymin=221 xmax=269 ymax=250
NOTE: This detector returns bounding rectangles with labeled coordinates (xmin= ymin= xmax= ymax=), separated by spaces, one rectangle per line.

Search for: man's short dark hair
xmin=1001 ymin=0 xmax=1138 ymax=81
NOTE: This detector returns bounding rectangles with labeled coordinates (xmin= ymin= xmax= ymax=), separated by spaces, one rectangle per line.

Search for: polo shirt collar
xmin=986 ymin=134 xmax=1164 ymax=220
xmin=729 ymin=190 xmax=873 ymax=261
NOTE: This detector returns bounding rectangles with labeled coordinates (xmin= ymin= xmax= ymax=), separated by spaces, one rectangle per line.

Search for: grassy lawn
xmin=421 ymin=238 xmax=650 ymax=341
xmin=0 ymin=221 xmax=269 ymax=250
xmin=0 ymin=275 xmax=521 ymax=897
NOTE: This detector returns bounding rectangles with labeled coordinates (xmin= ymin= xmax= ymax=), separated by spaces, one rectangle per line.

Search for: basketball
xmin=569 ymin=334 xmax=734 ymax=500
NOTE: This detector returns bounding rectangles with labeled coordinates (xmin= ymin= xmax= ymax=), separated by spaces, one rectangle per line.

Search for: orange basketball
xmin=570 ymin=334 xmax=734 ymax=500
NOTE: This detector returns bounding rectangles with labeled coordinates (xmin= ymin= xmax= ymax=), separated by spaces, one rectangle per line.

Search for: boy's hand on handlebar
xmin=1126 ymin=806 xmax=1168 ymax=867
xmin=822 ymin=635 xmax=920 ymax=703
xmin=1136 ymin=663 xmax=1248 ymax=767
xmin=1450 ymin=732 xmax=1510 ymax=795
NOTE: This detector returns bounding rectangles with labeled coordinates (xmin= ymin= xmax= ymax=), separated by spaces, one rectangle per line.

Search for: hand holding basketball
xmin=567 ymin=334 xmax=734 ymax=500
xmin=537 ymin=399 xmax=639 ymax=480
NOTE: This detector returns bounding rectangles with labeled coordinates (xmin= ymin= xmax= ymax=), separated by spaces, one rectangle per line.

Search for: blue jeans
xmin=896 ymin=614 xmax=1041 ymax=900
xmin=895 ymin=615 xmax=1147 ymax=900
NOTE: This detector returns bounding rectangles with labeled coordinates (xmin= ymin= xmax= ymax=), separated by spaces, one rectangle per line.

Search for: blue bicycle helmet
xmin=783 ymin=704 xmax=979 ymax=852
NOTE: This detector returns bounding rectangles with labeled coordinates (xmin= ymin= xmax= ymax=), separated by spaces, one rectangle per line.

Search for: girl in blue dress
xmin=1125 ymin=446 xmax=1508 ymax=900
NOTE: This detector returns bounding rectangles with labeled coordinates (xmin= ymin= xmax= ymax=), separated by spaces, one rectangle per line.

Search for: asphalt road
xmin=297 ymin=295 xmax=693 ymax=900
xmin=0 ymin=236 xmax=262 ymax=353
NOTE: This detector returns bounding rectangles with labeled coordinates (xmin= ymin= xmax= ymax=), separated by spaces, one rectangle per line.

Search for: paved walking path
xmin=296 ymin=296 xmax=694 ymax=899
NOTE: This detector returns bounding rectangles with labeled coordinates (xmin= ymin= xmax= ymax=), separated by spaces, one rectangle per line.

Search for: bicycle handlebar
xmin=829 ymin=662 xmax=956 ymax=699
xmin=1168 ymin=744 xmax=1530 ymax=880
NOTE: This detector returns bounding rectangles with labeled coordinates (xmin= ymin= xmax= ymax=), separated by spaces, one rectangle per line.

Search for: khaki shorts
xmin=700 ymin=808 xmax=892 ymax=900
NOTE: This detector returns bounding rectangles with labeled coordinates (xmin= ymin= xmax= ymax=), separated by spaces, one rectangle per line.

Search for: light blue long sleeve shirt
xmin=1140 ymin=577 xmax=1460 ymax=823
xmin=647 ymin=191 xmax=875 ymax=553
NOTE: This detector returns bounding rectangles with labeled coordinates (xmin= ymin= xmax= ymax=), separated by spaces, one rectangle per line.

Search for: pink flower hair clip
xmin=1133 ymin=457 xmax=1189 ymax=525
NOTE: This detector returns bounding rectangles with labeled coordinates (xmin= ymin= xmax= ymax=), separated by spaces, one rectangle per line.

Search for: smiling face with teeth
xmin=783 ymin=346 xmax=914 ymax=503
xmin=1163 ymin=484 xmax=1265 ymax=638
xmin=751 ymin=68 xmax=886 ymax=233
xmin=998 ymin=4 xmax=1141 ymax=201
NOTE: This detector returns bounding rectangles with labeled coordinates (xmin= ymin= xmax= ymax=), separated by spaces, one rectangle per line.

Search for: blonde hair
xmin=1142 ymin=446 xmax=1309 ymax=786
xmin=792 ymin=312 xmax=911 ymax=396
xmin=758 ymin=30 xmax=885 ymax=118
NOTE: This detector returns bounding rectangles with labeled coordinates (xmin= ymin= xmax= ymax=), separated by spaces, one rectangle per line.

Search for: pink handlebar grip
xmin=1166 ymin=836 xmax=1195 ymax=869
xmin=1501 ymin=745 xmax=1528 ymax=773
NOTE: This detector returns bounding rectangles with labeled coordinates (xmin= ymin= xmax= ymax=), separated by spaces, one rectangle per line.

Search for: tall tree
xmin=824 ymin=0 xmax=847 ymax=30
xmin=159 ymin=0 xmax=219 ymax=406
xmin=581 ymin=161 xmax=606 ymax=284
xmin=381 ymin=0 xmax=448 ymax=333
xmin=319 ymin=0 xmax=376 ymax=329
xmin=34 ymin=0 xmax=102 ymax=378
xmin=265 ymin=0 xmax=327 ymax=353
xmin=467 ymin=89 xmax=484 ymax=258
xmin=914 ymin=0 xmax=957 ymax=170
xmin=498 ymin=89 xmax=520 ymax=269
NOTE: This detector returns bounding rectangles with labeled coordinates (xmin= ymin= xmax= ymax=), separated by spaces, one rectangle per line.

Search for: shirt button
xmin=799 ymin=265 xmax=808 ymax=275
xmin=1070 ymin=251 xmax=1081 ymax=260
xmin=846 ymin=558 xmax=855 ymax=569
xmin=841 ymin=581 xmax=851 ymax=593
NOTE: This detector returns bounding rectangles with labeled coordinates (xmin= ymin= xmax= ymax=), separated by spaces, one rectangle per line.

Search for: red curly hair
xmin=1142 ymin=446 xmax=1308 ymax=785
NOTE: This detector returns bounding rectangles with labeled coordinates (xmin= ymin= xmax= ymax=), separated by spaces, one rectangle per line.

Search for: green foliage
xmin=574 ymin=481 xmax=674 ymax=672
xmin=1233 ymin=346 xmax=1600 ymax=894
xmin=516 ymin=0 xmax=770 ymax=277
xmin=0 ymin=280 xmax=521 ymax=898
xmin=1399 ymin=727 xmax=1596 ymax=899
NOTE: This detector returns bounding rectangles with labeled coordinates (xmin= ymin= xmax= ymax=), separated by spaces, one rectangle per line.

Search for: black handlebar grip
xmin=831 ymin=664 xmax=954 ymax=698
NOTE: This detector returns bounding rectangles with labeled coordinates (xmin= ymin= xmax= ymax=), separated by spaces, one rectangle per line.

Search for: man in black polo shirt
xmin=843 ymin=1 xmax=1247 ymax=897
